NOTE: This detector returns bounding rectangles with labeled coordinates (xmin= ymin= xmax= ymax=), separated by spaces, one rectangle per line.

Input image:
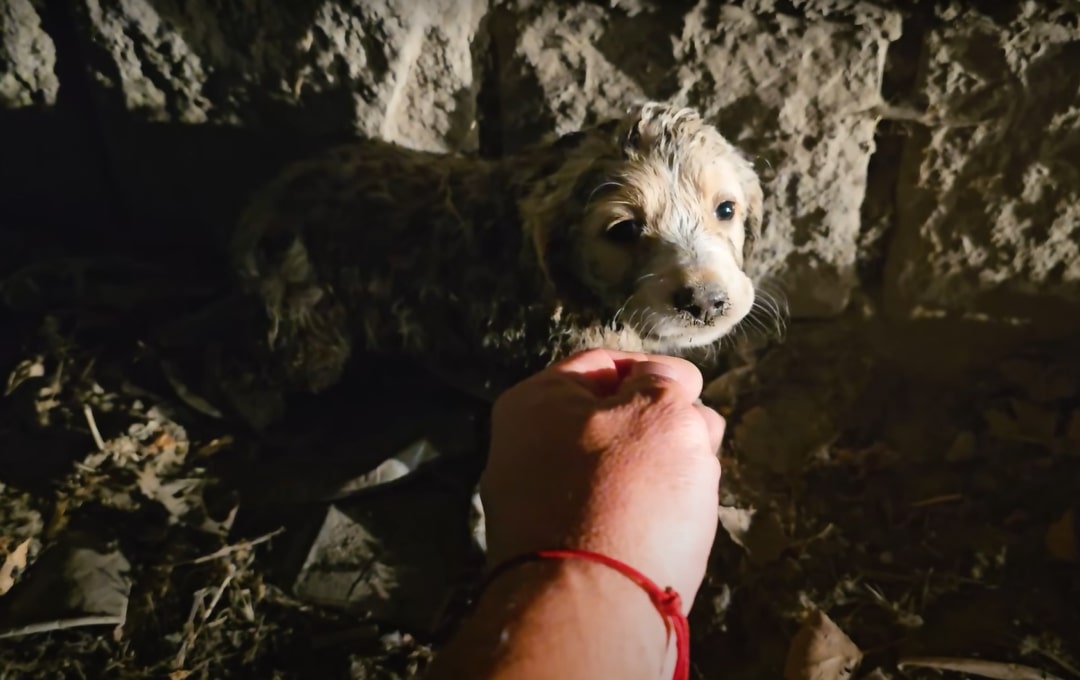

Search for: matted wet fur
xmin=232 ymin=101 xmax=765 ymax=399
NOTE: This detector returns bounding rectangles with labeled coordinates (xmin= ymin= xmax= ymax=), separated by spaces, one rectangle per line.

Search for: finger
xmin=547 ymin=348 xmax=647 ymax=372
xmin=613 ymin=359 xmax=704 ymax=404
xmin=549 ymin=349 xmax=705 ymax=399
xmin=693 ymin=402 xmax=726 ymax=454
xmin=545 ymin=348 xmax=648 ymax=397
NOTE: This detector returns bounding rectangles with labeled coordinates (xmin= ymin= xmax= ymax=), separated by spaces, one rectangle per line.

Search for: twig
xmin=201 ymin=563 xmax=235 ymax=625
xmin=174 ymin=563 xmax=237 ymax=669
xmin=180 ymin=527 xmax=285 ymax=566
xmin=0 ymin=615 xmax=124 ymax=639
xmin=1037 ymin=650 xmax=1080 ymax=680
xmin=174 ymin=591 xmax=207 ymax=669
xmin=898 ymin=656 xmax=1065 ymax=680
xmin=1018 ymin=640 xmax=1080 ymax=680
xmin=82 ymin=403 xmax=106 ymax=451
xmin=910 ymin=493 xmax=965 ymax=508
xmin=160 ymin=360 xmax=224 ymax=420
xmin=789 ymin=522 xmax=835 ymax=549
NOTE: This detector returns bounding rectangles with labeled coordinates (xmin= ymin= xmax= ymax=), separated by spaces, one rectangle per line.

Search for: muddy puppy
xmin=232 ymin=101 xmax=763 ymax=400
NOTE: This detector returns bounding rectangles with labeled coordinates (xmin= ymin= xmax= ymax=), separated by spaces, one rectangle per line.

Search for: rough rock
xmin=883 ymin=3 xmax=1080 ymax=327
xmin=675 ymin=1 xmax=901 ymax=318
xmin=0 ymin=528 xmax=131 ymax=639
xmin=75 ymin=0 xmax=486 ymax=152
xmin=3 ymin=0 xmax=1080 ymax=331
xmin=485 ymin=0 xmax=901 ymax=318
xmin=0 ymin=0 xmax=58 ymax=108
xmin=287 ymin=472 xmax=477 ymax=636
xmin=783 ymin=608 xmax=863 ymax=680
xmin=19 ymin=0 xmax=490 ymax=251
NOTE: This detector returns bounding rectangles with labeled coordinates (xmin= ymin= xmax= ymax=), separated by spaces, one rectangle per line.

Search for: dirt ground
xmin=0 ymin=246 xmax=1078 ymax=680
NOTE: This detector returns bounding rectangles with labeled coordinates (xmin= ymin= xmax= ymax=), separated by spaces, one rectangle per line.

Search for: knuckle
xmin=638 ymin=374 xmax=684 ymax=403
xmin=632 ymin=388 xmax=683 ymax=424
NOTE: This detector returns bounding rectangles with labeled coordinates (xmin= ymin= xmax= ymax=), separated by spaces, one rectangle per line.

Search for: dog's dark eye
xmin=605 ymin=219 xmax=644 ymax=243
xmin=715 ymin=201 xmax=736 ymax=221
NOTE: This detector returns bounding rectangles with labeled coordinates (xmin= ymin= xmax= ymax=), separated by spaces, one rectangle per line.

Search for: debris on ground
xmin=783 ymin=609 xmax=862 ymax=680
xmin=1 ymin=271 xmax=1078 ymax=678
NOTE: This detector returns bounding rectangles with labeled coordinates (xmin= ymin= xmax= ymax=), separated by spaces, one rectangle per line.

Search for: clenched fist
xmin=479 ymin=348 xmax=725 ymax=608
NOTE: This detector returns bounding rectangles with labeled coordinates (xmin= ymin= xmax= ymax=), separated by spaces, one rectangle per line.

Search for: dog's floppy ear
xmin=524 ymin=158 xmax=612 ymax=309
xmin=608 ymin=101 xmax=663 ymax=157
xmin=742 ymin=171 xmax=763 ymax=266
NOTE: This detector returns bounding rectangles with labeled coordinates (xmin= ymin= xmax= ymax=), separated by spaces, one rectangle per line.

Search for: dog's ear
xmin=739 ymin=163 xmax=764 ymax=267
xmin=532 ymin=203 xmax=599 ymax=309
xmin=609 ymin=101 xmax=662 ymax=157
xmin=525 ymin=164 xmax=606 ymax=308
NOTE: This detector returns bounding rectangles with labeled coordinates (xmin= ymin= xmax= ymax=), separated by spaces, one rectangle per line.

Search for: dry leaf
xmin=0 ymin=533 xmax=131 ymax=640
xmin=717 ymin=504 xmax=788 ymax=565
xmin=0 ymin=538 xmax=32 ymax=596
xmin=328 ymin=439 xmax=442 ymax=500
xmin=147 ymin=431 xmax=177 ymax=454
xmin=46 ymin=498 xmax=70 ymax=539
xmin=784 ymin=609 xmax=863 ymax=680
xmin=195 ymin=436 xmax=234 ymax=458
xmin=1045 ymin=509 xmax=1079 ymax=563
xmin=897 ymin=656 xmax=1065 ymax=680
xmin=136 ymin=467 xmax=200 ymax=522
xmin=160 ymin=360 xmax=224 ymax=420
xmin=4 ymin=357 xmax=45 ymax=396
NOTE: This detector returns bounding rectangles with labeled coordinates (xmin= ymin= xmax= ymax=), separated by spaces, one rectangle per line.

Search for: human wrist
xmin=430 ymin=552 xmax=675 ymax=680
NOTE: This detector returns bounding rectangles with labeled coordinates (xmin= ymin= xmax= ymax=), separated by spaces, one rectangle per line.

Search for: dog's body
xmin=231 ymin=102 xmax=765 ymax=400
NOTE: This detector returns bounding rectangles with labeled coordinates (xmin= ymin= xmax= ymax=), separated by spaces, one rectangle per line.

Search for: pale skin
xmin=423 ymin=348 xmax=726 ymax=680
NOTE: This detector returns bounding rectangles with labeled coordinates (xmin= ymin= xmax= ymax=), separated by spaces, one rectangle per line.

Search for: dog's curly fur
xmin=231 ymin=101 xmax=764 ymax=399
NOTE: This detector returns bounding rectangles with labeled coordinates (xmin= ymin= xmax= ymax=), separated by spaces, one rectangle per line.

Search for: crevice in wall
xmin=21 ymin=0 xmax=131 ymax=252
xmin=854 ymin=3 xmax=931 ymax=304
xmin=468 ymin=4 xmax=559 ymax=157
xmin=471 ymin=3 xmax=503 ymax=159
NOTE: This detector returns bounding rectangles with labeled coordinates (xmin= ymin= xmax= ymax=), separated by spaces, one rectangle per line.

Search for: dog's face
xmin=530 ymin=102 xmax=763 ymax=351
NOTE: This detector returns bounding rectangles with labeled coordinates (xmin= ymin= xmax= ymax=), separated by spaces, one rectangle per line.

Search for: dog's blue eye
xmin=715 ymin=201 xmax=735 ymax=221
xmin=605 ymin=220 xmax=643 ymax=243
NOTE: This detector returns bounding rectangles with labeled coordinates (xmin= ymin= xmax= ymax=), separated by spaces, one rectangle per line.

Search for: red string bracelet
xmin=481 ymin=548 xmax=691 ymax=680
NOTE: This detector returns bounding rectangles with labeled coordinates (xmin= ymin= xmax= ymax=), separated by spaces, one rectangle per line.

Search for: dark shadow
xmin=593 ymin=0 xmax=697 ymax=103
xmin=0 ymin=0 xmax=496 ymax=549
xmin=476 ymin=4 xmax=560 ymax=156
xmin=2 ymin=0 xmax=369 ymax=260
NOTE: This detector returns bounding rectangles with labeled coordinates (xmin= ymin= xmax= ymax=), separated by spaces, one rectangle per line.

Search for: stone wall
xmin=2 ymin=0 xmax=1079 ymax=335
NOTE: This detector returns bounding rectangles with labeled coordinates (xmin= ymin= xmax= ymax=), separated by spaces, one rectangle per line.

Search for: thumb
xmin=613 ymin=360 xmax=700 ymax=404
xmin=694 ymin=402 xmax=727 ymax=454
xmin=613 ymin=362 xmax=695 ymax=405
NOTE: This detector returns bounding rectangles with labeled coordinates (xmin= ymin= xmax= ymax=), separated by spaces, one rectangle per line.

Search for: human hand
xmin=479 ymin=348 xmax=725 ymax=609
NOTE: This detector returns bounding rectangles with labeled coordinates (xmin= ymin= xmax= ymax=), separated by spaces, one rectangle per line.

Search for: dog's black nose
xmin=673 ymin=285 xmax=728 ymax=323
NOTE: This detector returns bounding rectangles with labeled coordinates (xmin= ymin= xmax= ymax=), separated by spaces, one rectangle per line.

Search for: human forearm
xmin=424 ymin=351 xmax=724 ymax=679
xmin=424 ymin=558 xmax=674 ymax=680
